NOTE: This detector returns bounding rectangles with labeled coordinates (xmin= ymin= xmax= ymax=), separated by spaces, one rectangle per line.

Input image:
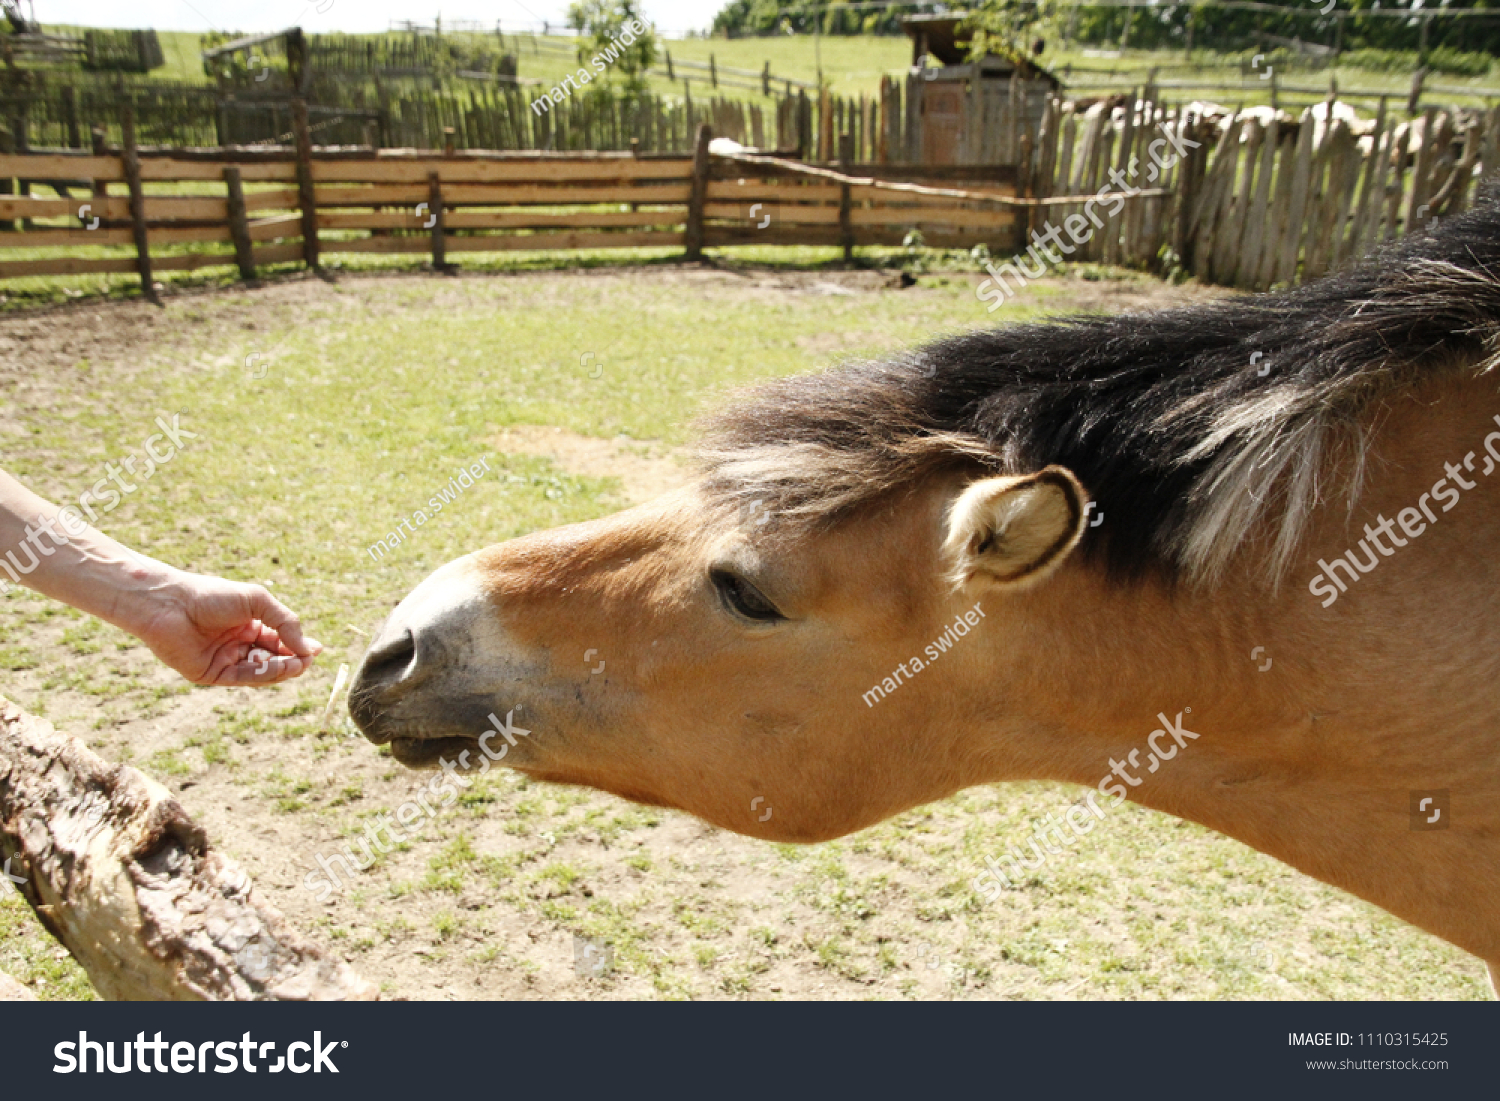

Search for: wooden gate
xmin=919 ymin=81 xmax=965 ymax=165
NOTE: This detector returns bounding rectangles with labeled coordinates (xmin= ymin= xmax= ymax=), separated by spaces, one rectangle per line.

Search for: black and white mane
xmin=699 ymin=188 xmax=1500 ymax=585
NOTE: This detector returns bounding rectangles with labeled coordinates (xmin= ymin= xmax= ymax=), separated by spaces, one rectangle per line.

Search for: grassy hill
xmin=27 ymin=25 xmax=1500 ymax=117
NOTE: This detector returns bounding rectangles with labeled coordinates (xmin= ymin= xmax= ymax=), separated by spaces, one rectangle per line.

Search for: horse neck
xmin=962 ymin=375 xmax=1500 ymax=963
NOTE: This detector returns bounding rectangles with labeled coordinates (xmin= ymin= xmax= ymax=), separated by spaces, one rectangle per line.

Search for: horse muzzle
xmin=348 ymin=554 xmax=539 ymax=767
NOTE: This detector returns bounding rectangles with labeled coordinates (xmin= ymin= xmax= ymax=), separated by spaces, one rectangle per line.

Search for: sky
xmin=23 ymin=0 xmax=722 ymax=37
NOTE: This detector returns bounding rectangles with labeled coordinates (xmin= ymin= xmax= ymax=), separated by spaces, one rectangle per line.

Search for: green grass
xmin=0 ymin=259 xmax=1073 ymax=997
xmin=34 ymin=24 xmax=1500 ymax=112
xmin=1041 ymin=44 xmax=1500 ymax=111
xmin=0 ymin=890 xmax=94 ymax=1000
xmin=153 ymin=28 xmax=216 ymax=83
xmin=0 ymin=257 xmax=1488 ymax=1001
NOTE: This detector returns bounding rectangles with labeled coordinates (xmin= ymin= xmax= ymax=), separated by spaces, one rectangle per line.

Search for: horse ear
xmin=943 ymin=466 xmax=1088 ymax=589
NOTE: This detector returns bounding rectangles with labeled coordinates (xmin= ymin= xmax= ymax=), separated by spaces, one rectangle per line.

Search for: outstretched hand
xmin=132 ymin=572 xmax=323 ymax=687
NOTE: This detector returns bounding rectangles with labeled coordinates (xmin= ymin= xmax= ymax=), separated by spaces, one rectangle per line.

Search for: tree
xmin=712 ymin=0 xmax=928 ymax=37
xmin=567 ymin=0 xmax=658 ymax=96
xmin=969 ymin=0 xmax=1060 ymax=61
xmin=1 ymin=1 xmax=37 ymax=35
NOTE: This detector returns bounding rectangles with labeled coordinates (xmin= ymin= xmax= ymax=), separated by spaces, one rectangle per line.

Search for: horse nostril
xmin=348 ymin=629 xmax=426 ymax=744
xmin=359 ymin=628 xmax=419 ymax=691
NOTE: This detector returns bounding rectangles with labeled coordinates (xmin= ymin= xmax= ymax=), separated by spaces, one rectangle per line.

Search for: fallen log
xmin=0 ymin=695 xmax=377 ymax=1001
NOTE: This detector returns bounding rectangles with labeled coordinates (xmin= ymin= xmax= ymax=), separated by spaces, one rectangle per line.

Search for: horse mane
xmin=696 ymin=188 xmax=1500 ymax=587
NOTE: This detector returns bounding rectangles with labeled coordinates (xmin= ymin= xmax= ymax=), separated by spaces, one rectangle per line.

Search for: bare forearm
xmin=3 ymin=466 xmax=319 ymax=686
xmin=0 ymin=468 xmax=180 ymax=636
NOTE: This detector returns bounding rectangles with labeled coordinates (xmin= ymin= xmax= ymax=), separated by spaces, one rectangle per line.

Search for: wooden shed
xmin=901 ymin=13 xmax=1060 ymax=166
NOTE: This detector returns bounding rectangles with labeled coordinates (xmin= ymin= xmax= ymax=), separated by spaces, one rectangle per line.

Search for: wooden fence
xmin=0 ymin=122 xmax=1022 ymax=294
xmin=1017 ymin=87 xmax=1500 ymax=290
xmin=0 ymin=28 xmax=163 ymax=73
xmin=703 ymin=160 xmax=1017 ymax=253
xmin=1 ymin=87 xmax=1494 ymax=296
xmin=0 ymin=73 xmax=798 ymax=155
xmin=1 ymin=27 xmax=817 ymax=154
xmin=515 ymin=34 xmax=815 ymax=96
xmin=1177 ymin=100 xmax=1496 ymax=289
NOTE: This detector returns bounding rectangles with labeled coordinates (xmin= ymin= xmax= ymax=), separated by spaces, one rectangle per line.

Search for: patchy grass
xmin=0 ymin=265 xmax=1486 ymax=1001
xmin=0 ymin=890 xmax=94 ymax=1001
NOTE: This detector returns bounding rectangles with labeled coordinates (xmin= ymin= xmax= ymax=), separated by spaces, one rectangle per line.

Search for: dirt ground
xmin=1 ymin=264 xmax=1485 ymax=1002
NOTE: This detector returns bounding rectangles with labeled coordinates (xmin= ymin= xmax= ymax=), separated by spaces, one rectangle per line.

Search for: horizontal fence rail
xmin=0 ymin=122 xmax=1028 ymax=289
xmin=1 ymin=83 xmax=1495 ymax=297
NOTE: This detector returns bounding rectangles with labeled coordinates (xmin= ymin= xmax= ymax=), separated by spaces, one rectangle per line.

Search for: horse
xmin=350 ymin=191 xmax=1500 ymax=992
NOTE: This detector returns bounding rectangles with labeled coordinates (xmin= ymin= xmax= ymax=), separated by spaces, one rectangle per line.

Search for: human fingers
xmin=243 ymin=587 xmax=323 ymax=658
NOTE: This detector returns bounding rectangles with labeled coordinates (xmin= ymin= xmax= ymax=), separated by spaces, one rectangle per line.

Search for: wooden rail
xmin=0 ymin=135 xmax=1030 ymax=290
xmin=5 ymin=86 xmax=1489 ymax=298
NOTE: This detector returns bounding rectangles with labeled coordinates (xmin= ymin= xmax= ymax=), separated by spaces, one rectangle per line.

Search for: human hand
xmin=130 ymin=570 xmax=323 ymax=687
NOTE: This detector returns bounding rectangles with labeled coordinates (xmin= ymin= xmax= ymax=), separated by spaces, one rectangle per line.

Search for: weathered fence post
xmin=1237 ymin=117 xmax=1278 ymax=288
xmin=287 ymin=27 xmax=311 ymax=97
xmin=1174 ymin=114 xmax=1201 ymax=272
xmin=819 ymin=86 xmax=833 ymax=162
xmin=1407 ymin=68 xmax=1426 ymax=116
xmin=223 ymin=165 xmax=257 ymax=283
xmin=1018 ymin=129 xmax=1035 ymax=243
xmin=61 ymin=84 xmax=80 ymax=149
xmin=0 ymin=127 xmax=12 ymax=233
xmin=685 ymin=123 xmax=713 ymax=262
xmin=1406 ymin=106 xmax=1439 ymax=234
xmin=799 ymin=90 xmax=812 ymax=161
xmin=119 ymin=106 xmax=159 ymax=306
xmin=89 ymin=126 xmax=108 ymax=205
xmin=1270 ymin=110 xmax=1312 ymax=283
xmin=839 ymin=130 xmax=854 ymax=263
xmin=428 ymin=170 xmax=453 ymax=274
xmin=15 ymin=103 xmax=31 ymax=228
xmin=1346 ymin=97 xmax=1387 ymax=264
xmin=291 ymin=99 xmax=321 ymax=274
xmin=1104 ymin=88 xmax=1137 ymax=266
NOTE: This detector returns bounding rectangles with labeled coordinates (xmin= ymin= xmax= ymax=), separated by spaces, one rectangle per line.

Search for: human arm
xmin=0 ymin=467 xmax=321 ymax=686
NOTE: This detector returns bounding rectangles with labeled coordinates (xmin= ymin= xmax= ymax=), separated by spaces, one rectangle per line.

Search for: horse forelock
xmin=696 ymin=192 xmax=1500 ymax=586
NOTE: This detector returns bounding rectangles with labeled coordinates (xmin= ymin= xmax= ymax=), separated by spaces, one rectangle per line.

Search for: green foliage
xmin=712 ymin=0 xmax=930 ymax=37
xmin=567 ymin=0 xmax=657 ymax=96
xmin=970 ymin=0 xmax=1057 ymax=61
xmin=988 ymin=0 xmax=1500 ymax=58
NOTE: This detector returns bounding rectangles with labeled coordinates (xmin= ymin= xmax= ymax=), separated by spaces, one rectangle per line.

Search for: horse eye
xmin=710 ymin=569 xmax=784 ymax=622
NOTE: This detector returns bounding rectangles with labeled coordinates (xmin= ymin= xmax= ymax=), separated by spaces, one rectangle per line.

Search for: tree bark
xmin=0 ymin=696 xmax=377 ymax=1001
